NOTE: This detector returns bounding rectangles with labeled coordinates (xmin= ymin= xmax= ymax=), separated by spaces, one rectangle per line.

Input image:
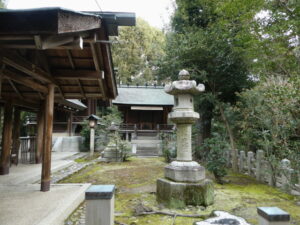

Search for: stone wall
xmin=225 ymin=149 xmax=300 ymax=195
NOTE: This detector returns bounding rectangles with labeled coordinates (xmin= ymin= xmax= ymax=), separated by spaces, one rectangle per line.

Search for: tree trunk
xmin=219 ymin=103 xmax=238 ymax=172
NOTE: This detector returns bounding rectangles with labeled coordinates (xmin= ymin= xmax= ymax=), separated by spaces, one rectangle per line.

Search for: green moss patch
xmin=62 ymin=158 xmax=300 ymax=225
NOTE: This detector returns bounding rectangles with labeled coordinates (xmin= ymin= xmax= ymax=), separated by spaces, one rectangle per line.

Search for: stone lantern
xmin=157 ymin=70 xmax=214 ymax=208
xmin=100 ymin=122 xmax=123 ymax=162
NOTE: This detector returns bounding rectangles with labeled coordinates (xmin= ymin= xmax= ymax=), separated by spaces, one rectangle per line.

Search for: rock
xmin=195 ymin=211 xmax=250 ymax=225
xmin=296 ymin=201 xmax=300 ymax=206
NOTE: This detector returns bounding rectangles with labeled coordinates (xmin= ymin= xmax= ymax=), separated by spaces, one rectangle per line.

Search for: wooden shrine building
xmin=113 ymin=85 xmax=174 ymax=136
xmin=0 ymin=7 xmax=135 ymax=191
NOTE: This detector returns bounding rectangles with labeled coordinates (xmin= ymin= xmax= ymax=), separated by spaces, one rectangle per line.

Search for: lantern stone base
xmin=165 ymin=161 xmax=205 ymax=182
xmin=157 ymin=178 xmax=214 ymax=208
xmin=99 ymin=143 xmax=123 ymax=162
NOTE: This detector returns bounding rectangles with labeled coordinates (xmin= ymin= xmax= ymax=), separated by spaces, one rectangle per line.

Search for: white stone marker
xmin=257 ymin=207 xmax=290 ymax=225
xmin=86 ymin=185 xmax=115 ymax=225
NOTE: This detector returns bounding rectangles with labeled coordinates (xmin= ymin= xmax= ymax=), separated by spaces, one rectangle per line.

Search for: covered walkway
xmin=0 ymin=152 xmax=90 ymax=225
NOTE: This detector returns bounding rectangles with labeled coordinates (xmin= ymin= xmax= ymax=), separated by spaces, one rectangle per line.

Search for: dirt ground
xmin=61 ymin=157 xmax=300 ymax=225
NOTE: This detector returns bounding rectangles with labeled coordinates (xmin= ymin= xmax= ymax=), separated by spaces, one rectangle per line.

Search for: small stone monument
xmin=157 ymin=70 xmax=214 ymax=208
xmin=100 ymin=123 xmax=123 ymax=162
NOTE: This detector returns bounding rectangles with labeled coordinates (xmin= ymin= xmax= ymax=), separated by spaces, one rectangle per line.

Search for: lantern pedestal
xmin=100 ymin=141 xmax=123 ymax=162
xmin=157 ymin=178 xmax=214 ymax=208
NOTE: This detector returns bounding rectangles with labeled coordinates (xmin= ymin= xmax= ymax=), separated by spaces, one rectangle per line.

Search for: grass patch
xmin=62 ymin=157 xmax=300 ymax=225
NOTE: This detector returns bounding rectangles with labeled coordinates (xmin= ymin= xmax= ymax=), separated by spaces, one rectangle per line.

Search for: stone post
xmin=90 ymin=127 xmax=95 ymax=156
xmin=247 ymin=151 xmax=254 ymax=175
xmin=157 ymin=70 xmax=214 ymax=208
xmin=256 ymin=150 xmax=264 ymax=182
xmin=257 ymin=207 xmax=290 ymax=225
xmin=280 ymin=159 xmax=293 ymax=191
xmin=239 ymin=151 xmax=246 ymax=172
xmin=85 ymin=185 xmax=115 ymax=225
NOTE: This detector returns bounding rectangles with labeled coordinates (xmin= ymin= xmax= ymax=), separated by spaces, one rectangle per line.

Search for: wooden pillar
xmin=0 ymin=101 xmax=13 ymax=175
xmin=67 ymin=112 xmax=73 ymax=136
xmin=11 ymin=108 xmax=21 ymax=165
xmin=36 ymin=102 xmax=45 ymax=164
xmin=41 ymin=84 xmax=54 ymax=192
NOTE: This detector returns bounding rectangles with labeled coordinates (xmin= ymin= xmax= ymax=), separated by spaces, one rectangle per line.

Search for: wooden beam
xmin=101 ymin=42 xmax=117 ymax=98
xmin=66 ymin=50 xmax=76 ymax=69
xmin=36 ymin=51 xmax=65 ymax=100
xmin=53 ymin=69 xmax=101 ymax=80
xmin=0 ymin=63 xmax=4 ymax=98
xmin=77 ymin=79 xmax=86 ymax=98
xmin=7 ymin=79 xmax=23 ymax=99
xmin=54 ymin=93 xmax=102 ymax=98
xmin=2 ymin=68 xmax=48 ymax=93
xmin=90 ymin=43 xmax=106 ymax=99
xmin=2 ymin=53 xmax=54 ymax=84
xmin=34 ymin=35 xmax=76 ymax=50
xmin=36 ymin=102 xmax=45 ymax=164
xmin=0 ymin=35 xmax=34 ymax=40
xmin=0 ymin=101 xmax=13 ymax=175
xmin=41 ymin=84 xmax=55 ymax=192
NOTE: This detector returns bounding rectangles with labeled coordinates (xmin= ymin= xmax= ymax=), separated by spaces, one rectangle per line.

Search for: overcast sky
xmin=7 ymin=0 xmax=174 ymax=29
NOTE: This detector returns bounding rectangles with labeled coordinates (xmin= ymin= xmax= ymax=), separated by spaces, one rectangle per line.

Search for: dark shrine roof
xmin=113 ymin=86 xmax=174 ymax=106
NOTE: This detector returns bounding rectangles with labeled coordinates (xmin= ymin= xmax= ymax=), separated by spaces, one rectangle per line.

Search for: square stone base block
xmin=157 ymin=178 xmax=214 ymax=208
xmin=165 ymin=161 xmax=205 ymax=182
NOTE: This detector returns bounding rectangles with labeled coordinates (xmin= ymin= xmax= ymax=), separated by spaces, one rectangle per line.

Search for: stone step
xmin=136 ymin=136 xmax=159 ymax=140
xmin=132 ymin=139 xmax=162 ymax=144
xmin=137 ymin=132 xmax=157 ymax=137
xmin=136 ymin=150 xmax=158 ymax=156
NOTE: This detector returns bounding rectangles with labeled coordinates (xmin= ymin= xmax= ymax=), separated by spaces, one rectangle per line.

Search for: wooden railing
xmin=20 ymin=136 xmax=36 ymax=164
xmin=118 ymin=123 xmax=175 ymax=132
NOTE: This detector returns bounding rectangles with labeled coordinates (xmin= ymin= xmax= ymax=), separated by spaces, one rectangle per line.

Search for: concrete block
xmin=86 ymin=185 xmax=115 ymax=225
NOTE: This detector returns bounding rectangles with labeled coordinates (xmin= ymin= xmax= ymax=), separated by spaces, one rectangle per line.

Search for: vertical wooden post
xmin=67 ymin=111 xmax=73 ymax=136
xmin=0 ymin=101 xmax=13 ymax=175
xmin=11 ymin=107 xmax=21 ymax=165
xmin=41 ymin=84 xmax=54 ymax=192
xmin=36 ymin=101 xmax=45 ymax=164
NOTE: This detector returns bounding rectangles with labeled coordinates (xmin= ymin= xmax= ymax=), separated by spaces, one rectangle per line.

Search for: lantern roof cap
xmin=87 ymin=114 xmax=100 ymax=121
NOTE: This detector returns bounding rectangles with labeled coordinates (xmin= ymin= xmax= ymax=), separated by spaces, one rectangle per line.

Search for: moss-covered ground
xmin=61 ymin=157 xmax=300 ymax=225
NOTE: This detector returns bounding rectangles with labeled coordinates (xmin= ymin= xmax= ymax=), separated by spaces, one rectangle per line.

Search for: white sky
xmin=6 ymin=0 xmax=174 ymax=29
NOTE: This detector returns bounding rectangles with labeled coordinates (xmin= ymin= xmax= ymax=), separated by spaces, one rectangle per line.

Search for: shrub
xmin=203 ymin=135 xmax=228 ymax=184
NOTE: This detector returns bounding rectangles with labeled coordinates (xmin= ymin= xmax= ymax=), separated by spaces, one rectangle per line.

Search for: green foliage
xmin=117 ymin=139 xmax=131 ymax=161
xmin=202 ymin=135 xmax=228 ymax=183
xmin=112 ymin=18 xmax=165 ymax=84
xmin=160 ymin=132 xmax=177 ymax=163
xmin=159 ymin=0 xmax=256 ymax=150
xmin=80 ymin=106 xmax=122 ymax=150
xmin=233 ymin=75 xmax=300 ymax=172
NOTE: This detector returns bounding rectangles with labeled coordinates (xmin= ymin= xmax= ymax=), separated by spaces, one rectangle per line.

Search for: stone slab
xmin=0 ymin=183 xmax=91 ymax=225
xmin=165 ymin=161 xmax=205 ymax=182
xmin=257 ymin=207 xmax=290 ymax=222
xmin=156 ymin=178 xmax=214 ymax=208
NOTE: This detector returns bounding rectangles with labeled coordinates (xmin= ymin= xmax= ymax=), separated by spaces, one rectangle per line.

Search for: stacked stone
xmin=157 ymin=70 xmax=214 ymax=208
